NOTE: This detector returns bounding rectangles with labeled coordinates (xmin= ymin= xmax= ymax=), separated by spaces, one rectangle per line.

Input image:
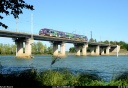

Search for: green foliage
xmin=0 ymin=69 xmax=105 ymax=86
xmin=104 ymin=40 xmax=109 ymax=44
xmin=123 ymin=44 xmax=128 ymax=51
xmin=39 ymin=69 xmax=104 ymax=86
xmin=47 ymin=45 xmax=53 ymax=55
xmin=32 ymin=43 xmax=37 ymax=54
xmin=1 ymin=69 xmax=128 ymax=86
xmin=40 ymin=70 xmax=64 ymax=86
xmin=0 ymin=43 xmax=16 ymax=55
xmin=31 ymin=42 xmax=53 ymax=55
xmin=69 ymin=47 xmax=76 ymax=53
xmin=76 ymin=72 xmax=103 ymax=86
xmin=36 ymin=42 xmax=45 ymax=54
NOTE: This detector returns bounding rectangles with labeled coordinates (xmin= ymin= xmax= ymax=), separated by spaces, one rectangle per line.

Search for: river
xmin=0 ymin=55 xmax=128 ymax=82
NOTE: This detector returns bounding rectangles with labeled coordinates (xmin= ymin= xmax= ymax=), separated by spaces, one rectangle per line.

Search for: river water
xmin=0 ymin=55 xmax=128 ymax=82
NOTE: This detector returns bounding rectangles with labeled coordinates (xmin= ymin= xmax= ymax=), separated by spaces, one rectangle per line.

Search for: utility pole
xmin=16 ymin=18 xmax=18 ymax=32
xmin=31 ymin=13 xmax=33 ymax=39
xmin=90 ymin=31 xmax=92 ymax=42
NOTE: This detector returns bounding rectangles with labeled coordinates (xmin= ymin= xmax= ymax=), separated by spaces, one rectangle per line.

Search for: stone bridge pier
xmin=100 ymin=46 xmax=111 ymax=55
xmin=53 ymin=41 xmax=66 ymax=57
xmin=100 ymin=48 xmax=105 ymax=55
xmin=74 ymin=44 xmax=81 ymax=56
xmin=74 ymin=43 xmax=88 ymax=56
xmin=15 ymin=38 xmax=33 ymax=58
xmin=82 ymin=43 xmax=88 ymax=56
xmin=88 ymin=45 xmax=100 ymax=56
xmin=96 ymin=45 xmax=100 ymax=55
xmin=106 ymin=46 xmax=111 ymax=55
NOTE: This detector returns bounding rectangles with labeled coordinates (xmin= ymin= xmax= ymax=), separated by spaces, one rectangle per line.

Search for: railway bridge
xmin=0 ymin=30 xmax=119 ymax=58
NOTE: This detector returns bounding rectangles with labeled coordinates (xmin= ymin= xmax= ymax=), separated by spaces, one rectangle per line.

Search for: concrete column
xmin=101 ymin=48 xmax=104 ymax=55
xmin=82 ymin=44 xmax=88 ymax=56
xmin=75 ymin=45 xmax=81 ymax=56
xmin=60 ymin=42 xmax=65 ymax=56
xmin=106 ymin=46 xmax=110 ymax=55
xmin=90 ymin=47 xmax=95 ymax=55
xmin=25 ymin=38 xmax=33 ymax=56
xmin=16 ymin=41 xmax=23 ymax=56
xmin=53 ymin=43 xmax=58 ymax=56
xmin=96 ymin=45 xmax=100 ymax=55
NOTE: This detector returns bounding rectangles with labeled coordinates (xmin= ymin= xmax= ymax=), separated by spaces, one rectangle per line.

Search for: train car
xmin=50 ymin=29 xmax=58 ymax=37
xmin=73 ymin=34 xmax=88 ymax=42
xmin=39 ymin=28 xmax=51 ymax=36
xmin=39 ymin=28 xmax=88 ymax=41
xmin=66 ymin=32 xmax=74 ymax=39
xmin=80 ymin=35 xmax=88 ymax=41
xmin=39 ymin=28 xmax=58 ymax=37
xmin=57 ymin=31 xmax=66 ymax=38
xmin=73 ymin=34 xmax=81 ymax=40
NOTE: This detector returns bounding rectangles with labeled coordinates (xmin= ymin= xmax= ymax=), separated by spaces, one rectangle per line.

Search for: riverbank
xmin=0 ymin=69 xmax=128 ymax=86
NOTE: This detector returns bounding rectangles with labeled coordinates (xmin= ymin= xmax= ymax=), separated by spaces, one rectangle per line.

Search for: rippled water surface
xmin=0 ymin=55 xmax=128 ymax=81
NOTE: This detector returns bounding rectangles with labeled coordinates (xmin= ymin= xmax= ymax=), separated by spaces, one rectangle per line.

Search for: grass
xmin=1 ymin=68 xmax=128 ymax=86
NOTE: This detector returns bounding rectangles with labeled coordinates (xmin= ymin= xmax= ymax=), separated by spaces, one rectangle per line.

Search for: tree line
xmin=0 ymin=42 xmax=53 ymax=55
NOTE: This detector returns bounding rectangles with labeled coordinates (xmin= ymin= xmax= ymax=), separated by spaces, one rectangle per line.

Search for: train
xmin=39 ymin=28 xmax=88 ymax=41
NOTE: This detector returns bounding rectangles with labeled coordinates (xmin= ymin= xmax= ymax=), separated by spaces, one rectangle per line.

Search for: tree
xmin=104 ymin=40 xmax=109 ymax=44
xmin=37 ymin=42 xmax=45 ymax=54
xmin=69 ymin=47 xmax=76 ymax=53
xmin=43 ymin=44 xmax=47 ymax=53
xmin=11 ymin=44 xmax=16 ymax=54
xmin=32 ymin=43 xmax=37 ymax=54
xmin=0 ymin=0 xmax=34 ymax=29
xmin=125 ymin=44 xmax=128 ymax=51
xmin=47 ymin=44 xmax=53 ymax=54
xmin=119 ymin=41 xmax=126 ymax=45
xmin=110 ymin=41 xmax=114 ymax=45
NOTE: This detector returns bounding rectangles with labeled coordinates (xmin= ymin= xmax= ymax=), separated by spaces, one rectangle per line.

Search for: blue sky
xmin=0 ymin=0 xmax=128 ymax=51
